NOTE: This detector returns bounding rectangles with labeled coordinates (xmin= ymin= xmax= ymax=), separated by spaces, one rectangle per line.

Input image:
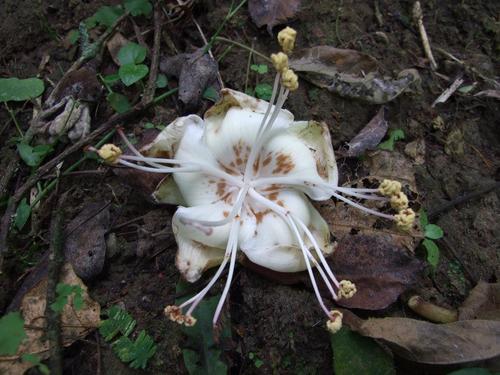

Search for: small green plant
xmin=248 ymin=352 xmax=264 ymax=369
xmin=99 ymin=306 xmax=156 ymax=369
xmin=254 ymin=83 xmax=273 ymax=100
xmin=419 ymin=209 xmax=444 ymax=269
xmin=14 ymin=198 xmax=31 ymax=231
xmin=0 ymin=77 xmax=45 ymax=102
xmin=22 ymin=354 xmax=50 ymax=375
xmin=17 ymin=143 xmax=53 ymax=167
xmin=50 ymin=283 xmax=85 ymax=313
xmin=124 ymin=0 xmax=152 ymax=16
xmin=117 ymin=42 xmax=149 ymax=86
xmin=250 ymin=64 xmax=268 ymax=74
xmin=0 ymin=312 xmax=26 ymax=355
xmin=378 ymin=129 xmax=405 ymax=151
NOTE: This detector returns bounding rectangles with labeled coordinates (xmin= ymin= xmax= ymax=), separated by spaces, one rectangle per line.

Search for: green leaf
xmin=254 ymin=358 xmax=264 ymax=368
xmin=14 ymin=198 xmax=31 ymax=231
xmin=124 ymin=0 xmax=153 ymax=17
xmin=458 ymin=85 xmax=475 ymax=94
xmin=331 ymin=327 xmax=395 ymax=375
xmin=254 ymin=83 xmax=273 ymax=101
xmin=143 ymin=122 xmax=155 ymax=129
xmin=250 ymin=64 xmax=268 ymax=74
xmin=119 ymin=64 xmax=149 ymax=86
xmin=22 ymin=353 xmax=50 ymax=375
xmin=176 ymin=281 xmax=229 ymax=375
xmin=419 ymin=208 xmax=429 ymax=228
xmin=102 ymin=73 xmax=120 ymax=86
xmin=183 ymin=349 xmax=201 ymax=375
xmin=68 ymin=29 xmax=80 ymax=45
xmin=51 ymin=283 xmax=84 ymax=313
xmin=99 ymin=306 xmax=136 ymax=341
xmin=378 ymin=129 xmax=405 ymax=151
xmin=155 ymin=73 xmax=168 ymax=88
xmin=0 ymin=77 xmax=45 ymax=102
xmin=0 ymin=312 xmax=27 ymax=355
xmin=424 ymin=224 xmax=444 ymax=240
xmin=107 ymin=92 xmax=131 ymax=113
xmin=117 ymin=42 xmax=147 ymax=65
xmin=202 ymin=86 xmax=219 ymax=102
xmin=93 ymin=6 xmax=124 ymax=28
xmin=422 ymin=239 xmax=440 ymax=268
xmin=113 ymin=330 xmax=157 ymax=369
xmin=17 ymin=143 xmax=53 ymax=167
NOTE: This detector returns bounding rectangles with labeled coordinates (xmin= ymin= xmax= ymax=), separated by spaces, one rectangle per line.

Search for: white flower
xmin=96 ymin=30 xmax=415 ymax=329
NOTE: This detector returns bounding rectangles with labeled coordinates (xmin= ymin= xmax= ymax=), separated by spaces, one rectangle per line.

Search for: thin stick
xmin=142 ymin=3 xmax=162 ymax=105
xmin=45 ymin=191 xmax=68 ymax=375
xmin=214 ymin=37 xmax=271 ymax=62
xmin=412 ymin=2 xmax=438 ymax=71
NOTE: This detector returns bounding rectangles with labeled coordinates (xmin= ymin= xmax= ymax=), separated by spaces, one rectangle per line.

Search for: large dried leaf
xmin=343 ymin=107 xmax=388 ymax=157
xmin=459 ymin=282 xmax=500 ymax=321
xmin=344 ymin=313 xmax=500 ymax=365
xmin=290 ymin=46 xmax=420 ymax=104
xmin=0 ymin=263 xmax=100 ymax=374
xmin=248 ymin=0 xmax=301 ymax=34
xmin=65 ymin=202 xmax=110 ymax=280
xmin=160 ymin=49 xmax=220 ymax=111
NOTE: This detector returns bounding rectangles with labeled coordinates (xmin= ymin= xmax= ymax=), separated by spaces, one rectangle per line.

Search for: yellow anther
xmin=395 ymin=208 xmax=416 ymax=231
xmin=339 ymin=280 xmax=357 ymax=299
xmin=271 ymin=52 xmax=289 ymax=73
xmin=281 ymin=68 xmax=299 ymax=91
xmin=277 ymin=26 xmax=297 ymax=54
xmin=183 ymin=315 xmax=197 ymax=327
xmin=97 ymin=144 xmax=122 ymax=164
xmin=390 ymin=191 xmax=409 ymax=210
xmin=326 ymin=310 xmax=343 ymax=334
xmin=378 ymin=179 xmax=402 ymax=197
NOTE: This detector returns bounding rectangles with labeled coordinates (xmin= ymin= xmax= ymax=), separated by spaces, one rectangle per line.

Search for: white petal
xmin=240 ymin=190 xmax=332 ymax=272
xmin=204 ymin=89 xmax=294 ymax=170
xmin=258 ymin=120 xmax=337 ymax=200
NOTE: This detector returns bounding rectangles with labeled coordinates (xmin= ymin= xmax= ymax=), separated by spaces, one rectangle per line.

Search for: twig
xmin=244 ymin=41 xmax=254 ymax=93
xmin=142 ymin=3 xmax=162 ymax=105
xmin=428 ymin=181 xmax=500 ymax=221
xmin=95 ymin=332 xmax=102 ymax=375
xmin=431 ymin=75 xmax=464 ymax=107
xmin=192 ymin=16 xmax=224 ymax=89
xmin=131 ymin=18 xmax=147 ymax=50
xmin=412 ymin=2 xmax=438 ymax=71
xmin=45 ymin=191 xmax=68 ymax=375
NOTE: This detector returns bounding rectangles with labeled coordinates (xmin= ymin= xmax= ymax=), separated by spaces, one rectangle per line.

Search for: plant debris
xmin=248 ymin=0 xmax=302 ymax=34
xmin=343 ymin=107 xmax=388 ymax=157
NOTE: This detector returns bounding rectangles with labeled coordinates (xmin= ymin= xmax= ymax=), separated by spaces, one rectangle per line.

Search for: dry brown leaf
xmin=290 ymin=46 xmax=420 ymax=104
xmin=0 ymin=263 xmax=100 ymax=374
xmin=345 ymin=314 xmax=500 ymax=365
xmin=343 ymin=107 xmax=388 ymax=157
xmin=459 ymin=282 xmax=500 ymax=321
xmin=106 ymin=32 xmax=130 ymax=66
xmin=65 ymin=202 xmax=110 ymax=280
xmin=248 ymin=0 xmax=301 ymax=34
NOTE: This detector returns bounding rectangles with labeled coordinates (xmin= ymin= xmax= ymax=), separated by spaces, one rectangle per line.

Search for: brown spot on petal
xmin=272 ymin=152 xmax=295 ymax=175
xmin=252 ymin=208 xmax=272 ymax=224
xmin=217 ymin=181 xmax=227 ymax=197
xmin=223 ymin=211 xmax=229 ymax=217
xmin=262 ymin=153 xmax=273 ymax=167
xmin=267 ymin=191 xmax=279 ymax=201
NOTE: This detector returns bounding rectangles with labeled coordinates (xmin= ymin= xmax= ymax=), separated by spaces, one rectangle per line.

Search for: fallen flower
xmin=93 ymin=28 xmax=415 ymax=332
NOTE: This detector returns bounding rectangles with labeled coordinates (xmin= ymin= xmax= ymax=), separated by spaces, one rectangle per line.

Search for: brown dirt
xmin=1 ymin=0 xmax=499 ymax=374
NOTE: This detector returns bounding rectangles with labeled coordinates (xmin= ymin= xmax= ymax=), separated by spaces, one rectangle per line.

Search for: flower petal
xmin=204 ymin=89 xmax=294 ymax=171
xmin=240 ymin=189 xmax=332 ymax=272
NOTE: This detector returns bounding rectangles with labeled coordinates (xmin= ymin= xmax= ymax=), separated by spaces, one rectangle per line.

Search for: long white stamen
xmin=332 ymin=192 xmax=394 ymax=219
xmin=118 ymin=159 xmax=200 ymax=173
xmin=213 ymin=217 xmax=241 ymax=325
xmin=248 ymin=189 xmax=339 ymax=307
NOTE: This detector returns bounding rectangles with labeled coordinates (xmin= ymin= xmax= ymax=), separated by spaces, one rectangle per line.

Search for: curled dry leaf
xmin=1 ymin=263 xmax=100 ymax=374
xmin=343 ymin=311 xmax=500 ymax=365
xmin=248 ymin=0 xmax=302 ymax=34
xmin=343 ymin=107 xmax=388 ymax=157
xmin=160 ymin=48 xmax=220 ymax=111
xmin=65 ymin=202 xmax=110 ymax=280
xmin=459 ymin=282 xmax=500 ymax=321
xmin=290 ymin=46 xmax=420 ymax=104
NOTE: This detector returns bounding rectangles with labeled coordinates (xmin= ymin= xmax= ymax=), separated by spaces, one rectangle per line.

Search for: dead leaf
xmin=474 ymin=90 xmax=500 ymax=100
xmin=106 ymin=32 xmax=130 ymax=66
xmin=363 ymin=151 xmax=418 ymax=192
xmin=290 ymin=46 xmax=420 ymax=104
xmin=1 ymin=263 xmax=100 ymax=374
xmin=248 ymin=0 xmax=301 ymax=34
xmin=459 ymin=282 xmax=500 ymax=321
xmin=160 ymin=48 xmax=220 ymax=111
xmin=345 ymin=314 xmax=500 ymax=365
xmin=343 ymin=107 xmax=388 ymax=157
xmin=65 ymin=202 xmax=110 ymax=280
xmin=404 ymin=139 xmax=426 ymax=165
